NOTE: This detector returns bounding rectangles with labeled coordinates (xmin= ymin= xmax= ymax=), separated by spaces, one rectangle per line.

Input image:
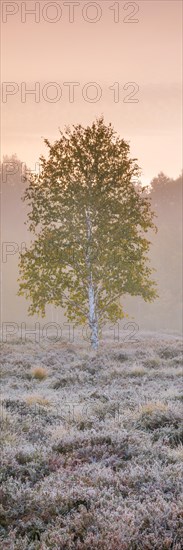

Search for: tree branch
xmin=98 ymin=293 xmax=123 ymax=318
xmin=61 ymin=292 xmax=87 ymax=316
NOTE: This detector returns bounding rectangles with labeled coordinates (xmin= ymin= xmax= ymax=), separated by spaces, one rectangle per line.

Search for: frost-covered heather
xmin=0 ymin=333 xmax=183 ymax=549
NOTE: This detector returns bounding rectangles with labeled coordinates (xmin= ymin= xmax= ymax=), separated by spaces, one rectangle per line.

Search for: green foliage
xmin=18 ymin=116 xmax=157 ymax=331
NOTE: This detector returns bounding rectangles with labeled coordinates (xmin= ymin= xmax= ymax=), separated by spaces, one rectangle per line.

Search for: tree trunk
xmin=86 ymin=208 xmax=99 ymax=350
xmin=88 ymin=281 xmax=99 ymax=350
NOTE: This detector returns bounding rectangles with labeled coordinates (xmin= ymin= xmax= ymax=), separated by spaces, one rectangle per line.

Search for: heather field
xmin=0 ymin=333 xmax=183 ymax=549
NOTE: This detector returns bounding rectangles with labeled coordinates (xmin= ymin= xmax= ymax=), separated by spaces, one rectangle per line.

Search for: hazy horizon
xmin=1 ymin=0 xmax=182 ymax=183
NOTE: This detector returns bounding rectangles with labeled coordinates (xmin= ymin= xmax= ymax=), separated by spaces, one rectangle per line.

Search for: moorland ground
xmin=0 ymin=333 xmax=183 ymax=549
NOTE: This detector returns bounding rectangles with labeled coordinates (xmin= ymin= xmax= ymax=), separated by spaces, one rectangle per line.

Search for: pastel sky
xmin=1 ymin=0 xmax=182 ymax=183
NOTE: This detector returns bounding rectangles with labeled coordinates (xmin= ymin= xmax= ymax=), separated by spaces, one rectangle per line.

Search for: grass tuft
xmin=31 ymin=367 xmax=48 ymax=380
xmin=26 ymin=395 xmax=50 ymax=406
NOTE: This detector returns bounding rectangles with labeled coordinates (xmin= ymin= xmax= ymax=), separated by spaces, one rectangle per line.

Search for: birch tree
xmin=18 ymin=117 xmax=157 ymax=349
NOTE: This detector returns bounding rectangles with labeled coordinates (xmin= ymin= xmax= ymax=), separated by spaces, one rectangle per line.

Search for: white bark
xmin=86 ymin=208 xmax=99 ymax=349
xmin=88 ymin=280 xmax=98 ymax=350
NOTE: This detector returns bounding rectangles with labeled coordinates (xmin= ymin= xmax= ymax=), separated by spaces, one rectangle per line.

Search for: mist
xmin=1 ymin=156 xmax=182 ymax=337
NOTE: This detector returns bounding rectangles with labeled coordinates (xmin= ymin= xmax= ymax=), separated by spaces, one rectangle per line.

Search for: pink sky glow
xmin=1 ymin=0 xmax=182 ymax=183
